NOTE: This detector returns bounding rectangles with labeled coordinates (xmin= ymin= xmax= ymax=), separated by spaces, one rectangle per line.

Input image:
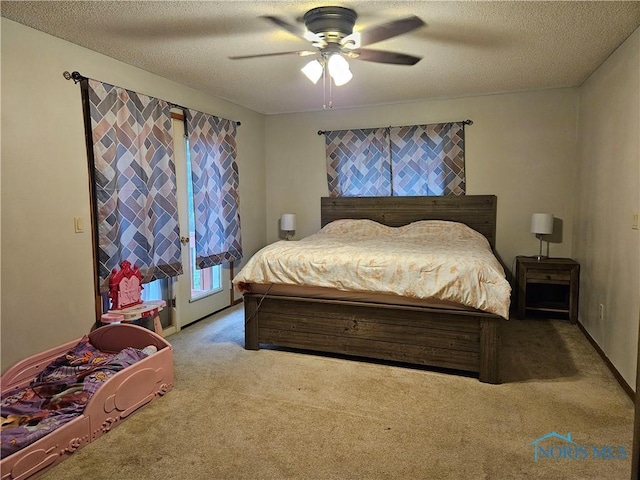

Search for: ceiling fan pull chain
xmin=322 ymin=62 xmax=327 ymax=110
xmin=328 ymin=68 xmax=333 ymax=109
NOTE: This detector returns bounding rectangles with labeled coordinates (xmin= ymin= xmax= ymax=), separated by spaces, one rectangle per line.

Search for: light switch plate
xmin=74 ymin=216 xmax=84 ymax=233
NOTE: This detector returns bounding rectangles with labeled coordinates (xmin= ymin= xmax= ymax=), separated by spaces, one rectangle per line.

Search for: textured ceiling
xmin=2 ymin=1 xmax=639 ymax=114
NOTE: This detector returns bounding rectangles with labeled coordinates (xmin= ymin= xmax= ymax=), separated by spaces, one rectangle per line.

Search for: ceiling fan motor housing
xmin=303 ymin=6 xmax=357 ymax=40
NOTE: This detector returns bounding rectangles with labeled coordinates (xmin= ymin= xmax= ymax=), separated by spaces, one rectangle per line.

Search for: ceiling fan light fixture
xmin=327 ymin=54 xmax=352 ymax=86
xmin=301 ymin=59 xmax=324 ymax=84
xmin=331 ymin=68 xmax=353 ymax=86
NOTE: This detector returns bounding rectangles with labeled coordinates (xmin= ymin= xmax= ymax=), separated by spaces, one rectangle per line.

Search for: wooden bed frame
xmin=243 ymin=195 xmax=504 ymax=384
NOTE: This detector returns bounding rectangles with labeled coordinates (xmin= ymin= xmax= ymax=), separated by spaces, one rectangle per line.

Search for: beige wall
xmin=1 ymin=19 xmax=267 ymax=372
xmin=265 ymin=88 xmax=579 ymax=277
xmin=574 ymin=27 xmax=640 ymax=388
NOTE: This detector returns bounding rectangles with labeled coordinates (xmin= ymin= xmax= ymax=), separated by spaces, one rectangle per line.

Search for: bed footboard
xmin=243 ymin=294 xmax=501 ymax=384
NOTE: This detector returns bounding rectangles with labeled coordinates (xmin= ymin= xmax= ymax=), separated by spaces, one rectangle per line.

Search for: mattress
xmin=234 ymin=219 xmax=511 ymax=318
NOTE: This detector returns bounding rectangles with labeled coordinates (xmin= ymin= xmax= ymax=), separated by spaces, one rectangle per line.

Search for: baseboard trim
xmin=577 ymin=321 xmax=634 ymax=400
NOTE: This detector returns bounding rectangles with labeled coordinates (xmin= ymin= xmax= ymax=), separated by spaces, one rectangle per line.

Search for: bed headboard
xmin=321 ymin=195 xmax=498 ymax=248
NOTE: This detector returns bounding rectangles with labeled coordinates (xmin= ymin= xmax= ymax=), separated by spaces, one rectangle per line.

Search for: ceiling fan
xmin=229 ymin=6 xmax=425 ymax=86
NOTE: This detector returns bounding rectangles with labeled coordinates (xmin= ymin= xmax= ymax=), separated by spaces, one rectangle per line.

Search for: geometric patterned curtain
xmin=325 ymin=128 xmax=391 ymax=197
xmin=390 ymin=122 xmax=466 ymax=196
xmin=83 ymin=78 xmax=183 ymax=292
xmin=186 ymin=109 xmax=242 ymax=269
xmin=325 ymin=122 xmax=466 ymax=197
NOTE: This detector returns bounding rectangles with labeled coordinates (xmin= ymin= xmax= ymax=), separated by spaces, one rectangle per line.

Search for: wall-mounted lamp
xmin=531 ymin=213 xmax=554 ymax=260
xmin=280 ymin=213 xmax=297 ymax=240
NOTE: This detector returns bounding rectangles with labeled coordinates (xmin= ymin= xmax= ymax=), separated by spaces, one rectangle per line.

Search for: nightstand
xmin=515 ymin=256 xmax=580 ymax=324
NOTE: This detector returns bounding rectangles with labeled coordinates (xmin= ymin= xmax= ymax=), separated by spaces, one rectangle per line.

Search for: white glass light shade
xmin=327 ymin=54 xmax=353 ymax=86
xmin=531 ymin=213 xmax=554 ymax=235
xmin=301 ymin=60 xmax=323 ymax=84
xmin=281 ymin=213 xmax=296 ymax=231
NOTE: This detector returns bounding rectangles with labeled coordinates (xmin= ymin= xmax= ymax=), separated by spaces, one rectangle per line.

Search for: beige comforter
xmin=233 ymin=219 xmax=511 ymax=318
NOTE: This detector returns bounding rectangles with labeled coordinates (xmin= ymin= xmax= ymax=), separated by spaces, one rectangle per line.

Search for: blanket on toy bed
xmin=1 ymin=336 xmax=151 ymax=458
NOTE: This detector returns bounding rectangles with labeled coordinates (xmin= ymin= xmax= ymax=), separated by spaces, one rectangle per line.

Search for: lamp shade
xmin=327 ymin=54 xmax=353 ymax=86
xmin=531 ymin=213 xmax=554 ymax=235
xmin=301 ymin=60 xmax=323 ymax=84
xmin=281 ymin=213 xmax=296 ymax=231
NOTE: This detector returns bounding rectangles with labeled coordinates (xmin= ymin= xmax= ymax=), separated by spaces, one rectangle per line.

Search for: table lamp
xmin=531 ymin=213 xmax=554 ymax=260
xmin=281 ymin=213 xmax=296 ymax=240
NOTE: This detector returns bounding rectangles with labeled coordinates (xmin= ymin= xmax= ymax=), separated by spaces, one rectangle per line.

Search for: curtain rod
xmin=317 ymin=119 xmax=473 ymax=136
xmin=63 ymin=71 xmax=241 ymax=127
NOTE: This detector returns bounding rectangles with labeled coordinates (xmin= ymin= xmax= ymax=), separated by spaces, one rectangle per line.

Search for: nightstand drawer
xmin=527 ymin=270 xmax=571 ymax=282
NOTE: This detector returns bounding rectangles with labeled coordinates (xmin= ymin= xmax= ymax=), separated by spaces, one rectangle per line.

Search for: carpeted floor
xmin=39 ymin=304 xmax=634 ymax=480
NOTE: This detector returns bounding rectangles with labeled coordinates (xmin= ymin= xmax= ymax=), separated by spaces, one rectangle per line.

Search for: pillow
xmin=396 ymin=220 xmax=490 ymax=248
xmin=318 ymin=219 xmax=391 ymax=238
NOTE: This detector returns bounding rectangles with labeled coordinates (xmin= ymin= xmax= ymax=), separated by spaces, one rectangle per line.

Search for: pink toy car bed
xmin=1 ymin=323 xmax=173 ymax=480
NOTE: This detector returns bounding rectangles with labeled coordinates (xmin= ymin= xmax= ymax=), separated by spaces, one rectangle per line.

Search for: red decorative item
xmin=103 ymin=261 xmax=165 ymax=335
xmin=107 ymin=261 xmax=143 ymax=310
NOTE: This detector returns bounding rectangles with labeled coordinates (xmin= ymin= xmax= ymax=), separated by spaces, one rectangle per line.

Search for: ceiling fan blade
xmin=261 ymin=15 xmax=322 ymax=43
xmin=229 ymin=50 xmax=317 ymax=60
xmin=354 ymin=48 xmax=422 ymax=66
xmin=347 ymin=16 xmax=425 ymax=48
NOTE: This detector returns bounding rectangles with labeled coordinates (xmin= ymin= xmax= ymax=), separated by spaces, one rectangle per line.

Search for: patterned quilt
xmin=1 ymin=336 xmax=149 ymax=458
xmin=233 ymin=219 xmax=511 ymax=318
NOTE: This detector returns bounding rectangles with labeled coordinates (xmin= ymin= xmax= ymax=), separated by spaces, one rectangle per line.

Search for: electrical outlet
xmin=598 ymin=304 xmax=605 ymax=321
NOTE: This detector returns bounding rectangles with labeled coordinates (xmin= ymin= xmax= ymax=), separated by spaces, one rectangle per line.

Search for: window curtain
xmin=325 ymin=122 xmax=466 ymax=197
xmin=325 ymin=128 xmax=391 ymax=197
xmin=186 ymin=109 xmax=242 ymax=269
xmin=82 ymin=79 xmax=183 ymax=292
xmin=390 ymin=122 xmax=466 ymax=196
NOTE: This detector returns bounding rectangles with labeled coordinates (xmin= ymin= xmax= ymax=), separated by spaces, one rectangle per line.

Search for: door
xmin=172 ymin=118 xmax=231 ymax=328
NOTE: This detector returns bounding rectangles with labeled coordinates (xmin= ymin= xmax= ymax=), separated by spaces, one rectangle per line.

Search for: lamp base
xmin=535 ymin=235 xmax=548 ymax=261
